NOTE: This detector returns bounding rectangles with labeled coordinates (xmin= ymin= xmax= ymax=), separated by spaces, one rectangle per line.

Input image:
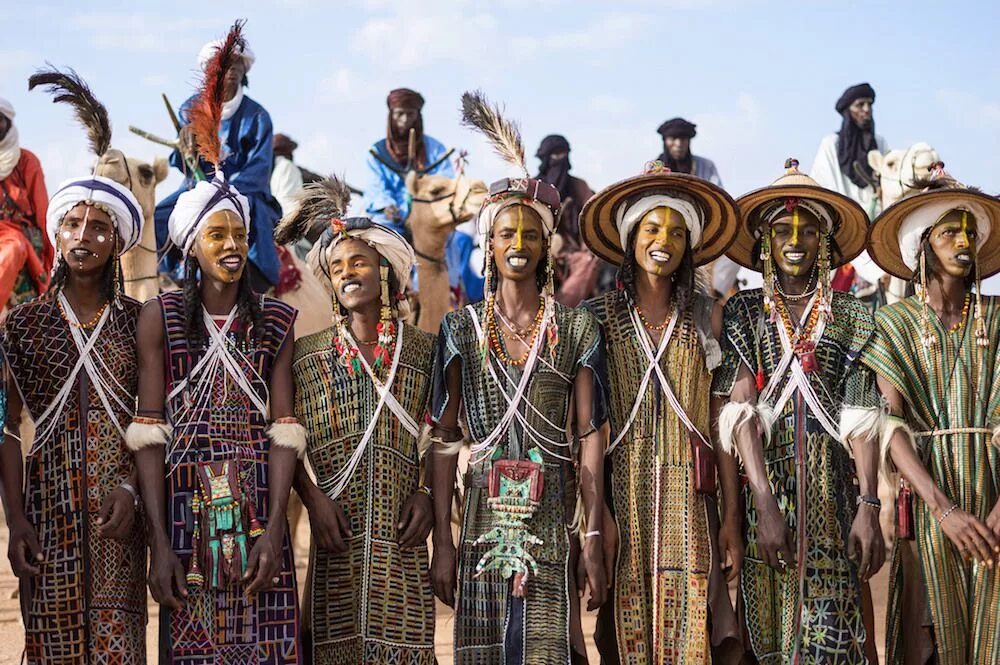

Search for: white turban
xmin=0 ymin=97 xmax=14 ymax=121
xmin=477 ymin=199 xmax=556 ymax=238
xmin=308 ymin=221 xmax=415 ymax=295
xmin=47 ymin=176 xmax=143 ymax=253
xmin=761 ymin=198 xmax=834 ymax=234
xmin=168 ymin=176 xmax=250 ymax=257
xmin=616 ymin=193 xmax=704 ymax=251
xmin=198 ymin=39 xmax=255 ymax=73
xmin=898 ymin=197 xmax=991 ymax=272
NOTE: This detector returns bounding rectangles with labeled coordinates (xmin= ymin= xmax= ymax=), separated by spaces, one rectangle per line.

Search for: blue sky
xmin=4 ymin=0 xmax=998 ymax=210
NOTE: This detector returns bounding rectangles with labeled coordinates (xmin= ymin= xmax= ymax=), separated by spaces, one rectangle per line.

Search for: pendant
xmin=795 ymin=341 xmax=818 ymax=373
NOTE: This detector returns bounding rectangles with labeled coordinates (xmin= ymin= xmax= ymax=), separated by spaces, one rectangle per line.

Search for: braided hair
xmin=182 ymin=255 xmax=265 ymax=350
xmin=915 ymin=229 xmax=976 ymax=289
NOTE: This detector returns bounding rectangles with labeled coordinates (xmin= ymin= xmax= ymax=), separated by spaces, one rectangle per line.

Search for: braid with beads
xmin=182 ymin=255 xmax=265 ymax=351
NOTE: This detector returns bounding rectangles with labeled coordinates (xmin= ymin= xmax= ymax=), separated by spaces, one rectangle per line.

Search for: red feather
xmin=188 ymin=20 xmax=246 ymax=168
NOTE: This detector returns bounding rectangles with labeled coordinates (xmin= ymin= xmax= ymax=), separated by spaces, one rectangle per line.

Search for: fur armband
xmin=880 ymin=415 xmax=914 ymax=475
xmin=992 ymin=424 xmax=1000 ymax=450
xmin=717 ymin=401 xmax=772 ymax=456
xmin=839 ymin=407 xmax=883 ymax=456
xmin=125 ymin=420 xmax=172 ymax=452
xmin=267 ymin=420 xmax=307 ymax=458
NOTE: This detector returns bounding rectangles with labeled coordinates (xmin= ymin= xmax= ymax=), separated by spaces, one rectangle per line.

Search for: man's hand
xmin=304 ymin=490 xmax=352 ymax=553
xmin=431 ymin=539 xmax=457 ymax=607
xmin=756 ymin=500 xmax=795 ymax=572
xmin=383 ymin=205 xmax=401 ymax=223
xmin=718 ymin=518 xmax=745 ymax=582
xmin=601 ymin=504 xmax=618 ymax=586
xmin=581 ymin=536 xmax=609 ymax=611
xmin=96 ymin=487 xmax=136 ymax=541
xmin=148 ymin=545 xmax=188 ymax=610
xmin=848 ymin=506 xmax=885 ymax=580
xmin=244 ymin=530 xmax=284 ymax=596
xmin=985 ymin=498 xmax=1000 ymax=543
xmin=939 ymin=506 xmax=999 ymax=565
xmin=397 ymin=491 xmax=433 ymax=550
xmin=7 ymin=518 xmax=42 ymax=579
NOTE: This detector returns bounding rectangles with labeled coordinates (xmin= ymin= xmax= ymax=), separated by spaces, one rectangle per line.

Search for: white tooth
xmin=344 ymin=284 xmax=360 ymax=293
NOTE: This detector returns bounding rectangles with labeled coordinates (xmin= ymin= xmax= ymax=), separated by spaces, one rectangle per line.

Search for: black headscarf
xmin=835 ymin=83 xmax=877 ymax=189
xmin=655 ymin=117 xmax=697 ymax=174
xmin=535 ymin=134 xmax=582 ymax=237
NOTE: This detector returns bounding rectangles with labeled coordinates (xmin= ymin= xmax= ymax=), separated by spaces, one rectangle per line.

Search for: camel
xmin=869 ymin=142 xmax=941 ymax=304
xmin=405 ymin=163 xmax=488 ymax=333
xmin=93 ymin=149 xmax=168 ymax=303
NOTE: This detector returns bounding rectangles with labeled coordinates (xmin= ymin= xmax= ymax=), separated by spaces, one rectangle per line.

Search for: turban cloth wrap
xmin=616 ymin=192 xmax=704 ymax=252
xmin=0 ymin=96 xmax=14 ymax=121
xmin=657 ymin=117 xmax=697 ymax=139
xmin=835 ymin=83 xmax=876 ymax=113
xmin=386 ymin=88 xmax=425 ymax=110
xmin=898 ymin=197 xmax=990 ymax=272
xmin=198 ymin=39 xmax=255 ymax=72
xmin=168 ymin=176 xmax=250 ymax=257
xmin=47 ymin=175 xmax=144 ymax=253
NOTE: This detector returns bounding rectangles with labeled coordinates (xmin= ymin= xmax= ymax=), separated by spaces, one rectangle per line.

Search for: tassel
xmin=187 ymin=492 xmax=205 ymax=587
xmin=755 ymin=366 xmax=765 ymax=391
xmin=246 ymin=498 xmax=265 ymax=538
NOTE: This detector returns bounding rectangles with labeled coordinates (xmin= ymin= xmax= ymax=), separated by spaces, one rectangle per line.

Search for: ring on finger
xmin=272 ymin=576 xmax=280 ymax=584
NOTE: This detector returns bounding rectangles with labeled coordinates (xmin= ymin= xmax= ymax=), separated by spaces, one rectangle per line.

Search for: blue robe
xmin=154 ymin=93 xmax=282 ymax=286
xmin=364 ymin=135 xmax=483 ymax=302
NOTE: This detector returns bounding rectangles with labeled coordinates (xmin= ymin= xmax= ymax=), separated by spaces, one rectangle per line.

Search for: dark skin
xmin=292 ymin=238 xmax=433 ymax=553
xmin=1 ymin=204 xmax=136 ymax=580
xmin=724 ymin=211 xmax=884 ymax=579
xmin=879 ymin=213 xmax=1000 ymax=564
xmin=430 ymin=204 xmax=609 ymax=611
xmin=848 ymin=97 xmax=873 ymax=130
xmin=663 ymin=136 xmax=690 ymax=161
xmin=134 ymin=210 xmax=298 ymax=609
xmin=631 ymin=209 xmax=743 ymax=580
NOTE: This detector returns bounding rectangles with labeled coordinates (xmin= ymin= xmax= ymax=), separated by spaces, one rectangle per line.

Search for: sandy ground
xmin=0 ymin=498 xmax=891 ymax=664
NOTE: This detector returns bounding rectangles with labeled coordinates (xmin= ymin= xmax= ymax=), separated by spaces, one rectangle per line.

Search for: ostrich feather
xmin=460 ymin=90 xmax=527 ymax=176
xmin=274 ymin=176 xmax=352 ymax=245
xmin=188 ymin=20 xmax=246 ymax=167
xmin=28 ymin=66 xmax=111 ymax=157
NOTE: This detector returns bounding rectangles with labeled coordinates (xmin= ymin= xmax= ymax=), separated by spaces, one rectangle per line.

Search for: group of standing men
xmin=1 ymin=22 xmax=999 ymax=665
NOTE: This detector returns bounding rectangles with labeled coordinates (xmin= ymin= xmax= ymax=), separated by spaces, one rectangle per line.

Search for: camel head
xmin=404 ymin=168 xmax=487 ymax=253
xmin=869 ymin=142 xmax=940 ymax=209
xmin=94 ymin=149 xmax=168 ymax=222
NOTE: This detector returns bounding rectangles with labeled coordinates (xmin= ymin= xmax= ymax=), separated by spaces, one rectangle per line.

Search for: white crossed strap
xmin=607 ymin=307 xmax=710 ymax=455
xmin=31 ymin=294 xmax=128 ymax=455
xmin=759 ymin=296 xmax=839 ymax=440
xmin=324 ymin=322 xmax=414 ymax=500
xmin=465 ymin=301 xmax=573 ymax=464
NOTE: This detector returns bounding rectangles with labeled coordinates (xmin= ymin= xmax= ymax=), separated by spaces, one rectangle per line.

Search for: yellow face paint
xmin=960 ymin=210 xmax=970 ymax=248
xmin=790 ymin=209 xmax=800 ymax=247
xmin=513 ymin=206 xmax=525 ymax=252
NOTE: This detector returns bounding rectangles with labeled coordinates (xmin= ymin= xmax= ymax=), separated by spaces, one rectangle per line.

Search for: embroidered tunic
xmin=864 ymin=296 xmax=1000 ymax=665
xmin=3 ymin=297 xmax=146 ymax=664
xmin=432 ymin=301 xmax=607 ymax=665
xmin=712 ymin=289 xmax=878 ymax=665
xmin=157 ymin=291 xmax=300 ymax=664
xmin=588 ymin=290 xmax=737 ymax=664
xmin=293 ymin=324 xmax=437 ymax=665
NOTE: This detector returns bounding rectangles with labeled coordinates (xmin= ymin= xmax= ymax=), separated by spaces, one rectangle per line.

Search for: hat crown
xmin=769 ymin=158 xmax=823 ymax=189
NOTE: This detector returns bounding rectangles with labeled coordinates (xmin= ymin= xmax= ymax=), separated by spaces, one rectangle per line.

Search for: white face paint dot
xmin=97 ymin=235 xmax=107 ymax=243
xmin=61 ymin=231 xmax=72 ymax=239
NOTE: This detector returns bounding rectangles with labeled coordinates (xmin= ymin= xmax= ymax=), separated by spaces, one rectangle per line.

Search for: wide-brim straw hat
xmin=729 ymin=158 xmax=868 ymax=271
xmin=580 ymin=163 xmax=739 ymax=267
xmin=867 ymin=186 xmax=1000 ymax=279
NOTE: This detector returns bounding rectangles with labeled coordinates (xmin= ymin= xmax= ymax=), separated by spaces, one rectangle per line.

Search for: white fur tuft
xmin=839 ymin=407 xmax=883 ymax=457
xmin=125 ymin=421 xmax=171 ymax=452
xmin=267 ymin=422 xmax=307 ymax=458
xmin=718 ymin=401 xmax=770 ymax=457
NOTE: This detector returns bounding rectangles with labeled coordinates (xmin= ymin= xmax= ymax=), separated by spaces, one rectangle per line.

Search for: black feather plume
xmin=274 ymin=176 xmax=353 ymax=245
xmin=29 ymin=65 xmax=112 ymax=157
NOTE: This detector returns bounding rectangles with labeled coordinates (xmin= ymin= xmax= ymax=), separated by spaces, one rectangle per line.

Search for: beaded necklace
xmin=774 ymin=295 xmax=822 ymax=373
xmin=635 ymin=301 xmax=673 ymax=332
xmin=58 ymin=297 xmax=108 ymax=330
xmin=486 ymin=296 xmax=545 ymax=366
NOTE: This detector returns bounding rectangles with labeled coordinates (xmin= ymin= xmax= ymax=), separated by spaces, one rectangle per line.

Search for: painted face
xmin=770 ymin=207 xmax=822 ymax=277
xmin=849 ymin=97 xmax=873 ymax=129
xmin=328 ymin=237 xmax=382 ymax=312
xmin=391 ymin=107 xmax=419 ymax=136
xmin=664 ymin=136 xmax=690 ymax=161
xmin=492 ymin=204 xmax=545 ymax=284
xmin=223 ymin=59 xmax=246 ymax=103
xmin=193 ymin=209 xmax=249 ymax=284
xmin=632 ymin=206 xmax=687 ymax=278
xmin=58 ymin=203 xmax=116 ymax=274
xmin=928 ymin=209 xmax=978 ymax=278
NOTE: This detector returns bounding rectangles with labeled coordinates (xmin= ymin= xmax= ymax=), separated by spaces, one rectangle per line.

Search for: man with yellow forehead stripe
xmin=430 ymin=91 xmax=609 ymax=664
xmin=712 ymin=160 xmax=884 ymax=664
xmin=863 ymin=168 xmax=1000 ymax=664
xmin=580 ymin=161 xmax=744 ymax=663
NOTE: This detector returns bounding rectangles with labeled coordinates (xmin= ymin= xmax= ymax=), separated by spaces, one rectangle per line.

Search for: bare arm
xmin=134 ymin=301 xmax=170 ymax=547
xmin=574 ymin=366 xmax=608 ymax=611
xmin=0 ymin=368 xmax=42 ymax=578
xmin=430 ymin=359 xmax=462 ymax=607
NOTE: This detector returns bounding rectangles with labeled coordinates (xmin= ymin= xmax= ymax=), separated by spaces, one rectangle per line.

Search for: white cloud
xmin=71 ymin=14 xmax=220 ymax=54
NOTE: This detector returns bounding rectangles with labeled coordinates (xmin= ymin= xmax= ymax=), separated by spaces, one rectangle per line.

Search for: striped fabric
xmin=864 ymin=295 xmax=1000 ymax=665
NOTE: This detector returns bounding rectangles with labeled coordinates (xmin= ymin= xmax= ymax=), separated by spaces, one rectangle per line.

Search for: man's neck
xmin=926 ymin=271 xmax=968 ymax=314
xmin=634 ymin=270 xmax=674 ymax=319
xmin=346 ymin=301 xmax=382 ymax=342
xmin=496 ymin=277 xmax=542 ymax=326
xmin=199 ymin=278 xmax=241 ymax=316
xmin=62 ymin=271 xmax=107 ymax=313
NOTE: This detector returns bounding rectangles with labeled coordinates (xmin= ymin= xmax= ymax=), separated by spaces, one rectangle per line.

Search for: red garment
xmin=0 ymin=149 xmax=52 ymax=304
xmin=831 ymin=264 xmax=856 ymax=292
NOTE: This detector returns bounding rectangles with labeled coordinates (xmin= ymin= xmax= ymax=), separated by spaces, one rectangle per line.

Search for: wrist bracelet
xmin=584 ymin=530 xmax=602 ymax=539
xmin=856 ymin=495 xmax=881 ymax=509
xmin=119 ymin=481 xmax=140 ymax=509
xmin=416 ymin=485 xmax=433 ymax=498
xmin=938 ymin=504 xmax=959 ymax=524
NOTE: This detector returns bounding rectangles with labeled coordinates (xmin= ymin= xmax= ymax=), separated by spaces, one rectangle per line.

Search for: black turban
xmin=835 ymin=83 xmax=875 ymax=113
xmin=657 ymin=117 xmax=697 ymax=139
xmin=536 ymin=134 xmax=570 ymax=159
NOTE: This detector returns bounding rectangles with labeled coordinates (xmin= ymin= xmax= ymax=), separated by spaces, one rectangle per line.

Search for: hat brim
xmin=728 ymin=184 xmax=869 ymax=271
xmin=867 ymin=189 xmax=1000 ymax=280
xmin=580 ymin=172 xmax=739 ymax=267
